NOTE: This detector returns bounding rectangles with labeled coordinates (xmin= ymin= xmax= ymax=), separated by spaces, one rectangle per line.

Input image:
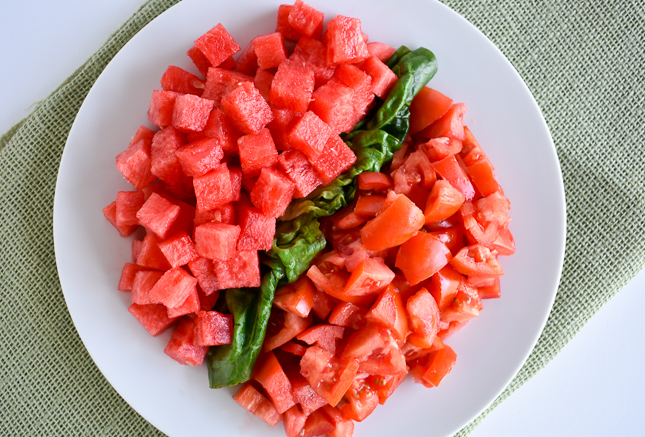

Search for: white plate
xmin=53 ymin=0 xmax=566 ymax=436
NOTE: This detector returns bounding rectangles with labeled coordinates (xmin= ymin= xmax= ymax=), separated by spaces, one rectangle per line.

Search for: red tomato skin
xmin=395 ymin=232 xmax=452 ymax=286
xmin=360 ymin=194 xmax=425 ymax=251
xmin=450 ymin=244 xmax=504 ymax=277
xmin=409 ymin=344 xmax=458 ymax=388
xmin=406 ymin=287 xmax=440 ymax=349
xmin=365 ymin=284 xmax=409 ymax=342
xmin=343 ymin=257 xmax=395 ymax=296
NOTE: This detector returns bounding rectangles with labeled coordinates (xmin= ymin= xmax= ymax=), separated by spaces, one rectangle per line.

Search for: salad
xmin=102 ymin=1 xmax=515 ymax=435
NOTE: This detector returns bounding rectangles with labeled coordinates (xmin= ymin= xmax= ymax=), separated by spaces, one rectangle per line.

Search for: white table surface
xmin=2 ymin=2 xmax=644 ymax=436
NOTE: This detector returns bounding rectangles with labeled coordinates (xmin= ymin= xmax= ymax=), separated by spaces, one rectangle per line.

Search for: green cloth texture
xmin=1 ymin=0 xmax=643 ymax=435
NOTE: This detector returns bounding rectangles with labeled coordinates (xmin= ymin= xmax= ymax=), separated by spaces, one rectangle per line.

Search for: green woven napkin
xmin=1 ymin=0 xmax=643 ymax=435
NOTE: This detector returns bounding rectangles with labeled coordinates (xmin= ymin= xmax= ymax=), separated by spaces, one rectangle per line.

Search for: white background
xmin=1 ymin=1 xmax=644 ymax=436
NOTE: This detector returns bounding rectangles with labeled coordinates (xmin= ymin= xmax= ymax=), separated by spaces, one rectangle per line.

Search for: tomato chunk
xmin=300 ymin=345 xmax=360 ymax=407
xmin=451 ymin=244 xmax=504 ymax=277
xmin=360 ymin=194 xmax=425 ymax=251
xmin=395 ymin=232 xmax=452 ymax=285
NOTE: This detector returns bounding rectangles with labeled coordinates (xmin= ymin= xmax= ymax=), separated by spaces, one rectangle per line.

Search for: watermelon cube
xmin=175 ymin=137 xmax=224 ymax=177
xmin=130 ymin=124 xmax=156 ymax=146
xmin=366 ymin=42 xmax=396 ymax=63
xmin=193 ymin=164 xmax=235 ymax=212
xmin=253 ymin=32 xmax=287 ymax=70
xmin=268 ymin=108 xmax=302 ymax=151
xmin=235 ymin=41 xmax=259 ymax=76
xmin=188 ymin=257 xmax=220 ymax=296
xmin=219 ymin=55 xmax=237 ymax=70
xmin=288 ymin=0 xmax=324 ymax=39
xmin=115 ymin=190 xmax=145 ymax=229
xmin=229 ymin=165 xmax=243 ymax=202
xmin=277 ymin=149 xmax=322 ymax=198
xmin=136 ymin=234 xmax=172 ymax=271
xmin=186 ymin=45 xmax=212 ymax=77
xmin=131 ymin=270 xmax=164 ymax=305
xmin=116 ymin=137 xmax=157 ymax=191
xmin=250 ymin=167 xmax=295 ymax=218
xmin=194 ymin=311 xmax=233 ymax=346
xmin=193 ymin=202 xmax=236 ymax=227
xmin=287 ymin=111 xmax=333 ymax=161
xmin=194 ymin=23 xmax=241 ymax=68
xmin=136 ymin=192 xmax=181 ymax=239
xmin=161 ymin=65 xmax=205 ymax=95
xmin=164 ymin=318 xmax=209 ymax=366
xmin=197 ymin=287 xmax=220 ymax=311
xmin=194 ymin=222 xmax=241 ymax=261
xmin=117 ymin=262 xmax=147 ymax=292
xmin=103 ymin=201 xmax=137 ymax=237
xmin=237 ymin=202 xmax=276 ymax=251
xmin=309 ymin=81 xmax=356 ymax=133
xmin=221 ymin=82 xmax=274 ymax=135
xmin=148 ymin=89 xmax=180 ymax=127
xmin=270 ymin=59 xmax=315 ymax=114
xmin=290 ymin=36 xmax=337 ymax=87
xmin=150 ymin=126 xmax=185 ymax=186
xmin=167 ymin=286 xmax=201 ymax=318
xmin=194 ymin=107 xmax=241 ymax=154
xmin=131 ymin=239 xmax=143 ymax=263
xmin=359 ymin=56 xmax=398 ymax=99
xmin=171 ymin=94 xmax=215 ymax=133
xmin=158 ymin=232 xmax=199 ymax=268
xmin=331 ymin=64 xmax=374 ymax=124
xmin=212 ymin=250 xmax=261 ymax=289
xmin=311 ymin=135 xmax=356 ymax=185
xmin=238 ymin=128 xmax=278 ymax=176
xmin=233 ymin=383 xmax=282 ymax=427
xmin=254 ymin=69 xmax=274 ymax=102
xmin=149 ymin=266 xmax=199 ymax=309
xmin=128 ymin=303 xmax=178 ymax=337
xmin=202 ymin=68 xmax=253 ymax=107
xmin=275 ymin=4 xmax=301 ymax=41
xmin=326 ymin=15 xmax=370 ymax=65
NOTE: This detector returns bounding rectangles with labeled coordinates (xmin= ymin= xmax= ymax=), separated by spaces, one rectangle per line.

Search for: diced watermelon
xmin=290 ymin=373 xmax=329 ymax=415
xmin=237 ymin=128 xmax=279 ymax=176
xmin=229 ymin=165 xmax=243 ymax=201
xmin=219 ymin=55 xmax=237 ymax=70
xmin=268 ymin=108 xmax=302 ymax=151
xmin=164 ymin=318 xmax=209 ymax=366
xmin=193 ymin=202 xmax=236 ymax=227
xmin=149 ymin=266 xmax=199 ymax=309
xmin=194 ymin=310 xmax=233 ymax=346
xmin=197 ymin=286 xmax=220 ymax=311
xmin=147 ymin=89 xmax=180 ymax=128
xmin=254 ymin=32 xmax=287 ymax=70
xmin=136 ymin=193 xmax=181 ymax=239
xmin=326 ymin=15 xmax=370 ymax=65
xmin=366 ymin=42 xmax=396 ymax=63
xmin=186 ymin=45 xmax=212 ymax=77
xmin=103 ymin=201 xmax=137 ymax=237
xmin=171 ymin=94 xmax=215 ymax=133
xmin=270 ymin=59 xmax=315 ymax=114
xmin=201 ymin=68 xmax=253 ymax=107
xmin=250 ymin=167 xmax=295 ymax=218
xmin=194 ymin=23 xmax=241 ymax=68
xmin=275 ymin=4 xmax=301 ymax=41
xmin=283 ymin=406 xmax=307 ymax=437
xmin=309 ymin=82 xmax=355 ymax=133
xmin=158 ymin=232 xmax=199 ymax=268
xmin=194 ymin=222 xmax=241 ymax=260
xmin=330 ymin=64 xmax=374 ymax=125
xmin=237 ymin=202 xmax=276 ymax=251
xmin=131 ymin=270 xmax=164 ymax=305
xmin=254 ymin=69 xmax=274 ymax=102
xmin=116 ymin=137 xmax=157 ymax=191
xmin=128 ymin=303 xmax=178 ymax=336
xmin=160 ymin=65 xmax=205 ymax=95
xmin=310 ymin=135 xmax=356 ymax=184
xmin=277 ymin=149 xmax=323 ymax=198
xmin=187 ymin=257 xmax=220 ymax=295
xmin=150 ymin=126 xmax=185 ymax=185
xmin=233 ymin=383 xmax=283 ymax=426
xmin=235 ymin=41 xmax=259 ymax=76
xmin=253 ymin=351 xmax=297 ymax=414
xmin=221 ymin=82 xmax=274 ymax=135
xmin=136 ymin=234 xmax=172 ymax=271
xmin=359 ymin=56 xmax=398 ymax=99
xmin=115 ymin=190 xmax=145 ymax=230
xmin=193 ymin=164 xmax=235 ymax=212
xmin=288 ymin=0 xmax=324 ymax=39
xmin=175 ymin=137 xmax=224 ymax=177
xmin=287 ymin=111 xmax=333 ymax=161
xmin=212 ymin=250 xmax=261 ymax=289
xmin=167 ymin=286 xmax=200 ymax=318
xmin=194 ymin=107 xmax=241 ymax=154
xmin=290 ymin=36 xmax=337 ymax=87
xmin=118 ymin=262 xmax=147 ymax=292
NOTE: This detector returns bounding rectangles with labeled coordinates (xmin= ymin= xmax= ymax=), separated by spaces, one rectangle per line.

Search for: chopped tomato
xmin=307 ymin=265 xmax=374 ymax=307
xmin=264 ymin=310 xmax=312 ymax=351
xmin=428 ymin=265 xmax=463 ymax=311
xmin=300 ymin=345 xmax=360 ymax=407
xmin=273 ymin=275 xmax=316 ymax=318
xmin=340 ymin=378 xmax=379 ymax=422
xmin=343 ymin=257 xmax=395 ymax=296
xmin=253 ymin=351 xmax=296 ymax=414
xmin=492 ymin=227 xmax=516 ymax=256
xmin=366 ymin=373 xmax=407 ymax=404
xmin=432 ymin=154 xmax=475 ymax=201
xmin=357 ymin=171 xmax=393 ymax=191
xmin=424 ymin=179 xmax=466 ymax=224
xmin=365 ymin=284 xmax=408 ymax=342
xmin=354 ymin=194 xmax=386 ymax=218
xmin=406 ymin=288 xmax=440 ymax=348
xmin=450 ymin=244 xmax=504 ymax=277
xmin=409 ymin=344 xmax=457 ymax=388
xmin=323 ymin=405 xmax=355 ymax=437
xmin=360 ymin=194 xmax=425 ymax=251
xmin=341 ymin=323 xmax=407 ymax=376
xmin=429 ymin=226 xmax=464 ymax=256
xmin=395 ymin=232 xmax=452 ymax=285
xmin=297 ymin=324 xmax=346 ymax=354
xmin=328 ymin=301 xmax=367 ymax=330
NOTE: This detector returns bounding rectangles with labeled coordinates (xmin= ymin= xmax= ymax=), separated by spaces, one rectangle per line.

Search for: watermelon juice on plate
xmin=55 ymin=1 xmax=564 ymax=435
